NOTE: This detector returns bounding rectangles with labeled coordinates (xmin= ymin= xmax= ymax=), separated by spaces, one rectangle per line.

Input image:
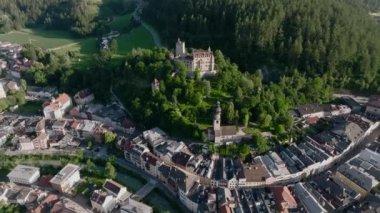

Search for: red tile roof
xmin=271 ymin=186 xmax=297 ymax=213
xmin=142 ymin=152 xmax=159 ymax=166
xmin=56 ymin=93 xmax=71 ymax=105
xmin=39 ymin=175 xmax=53 ymax=188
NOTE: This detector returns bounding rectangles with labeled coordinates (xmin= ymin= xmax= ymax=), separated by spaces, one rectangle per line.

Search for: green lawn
xmin=0 ymin=29 xmax=80 ymax=49
xmin=0 ymin=16 xmax=155 ymax=69
xmin=115 ymin=26 xmax=155 ymax=55
xmin=110 ymin=14 xmax=133 ymax=31
xmin=116 ymin=173 xmax=145 ymax=193
xmin=144 ymin=189 xmax=181 ymax=213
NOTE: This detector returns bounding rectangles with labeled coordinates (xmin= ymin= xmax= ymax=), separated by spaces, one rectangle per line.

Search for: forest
xmin=0 ymin=0 xmax=134 ymax=36
xmin=142 ymin=0 xmax=380 ymax=92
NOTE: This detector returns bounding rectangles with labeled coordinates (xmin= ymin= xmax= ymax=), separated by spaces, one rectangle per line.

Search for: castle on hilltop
xmin=174 ymin=38 xmax=216 ymax=77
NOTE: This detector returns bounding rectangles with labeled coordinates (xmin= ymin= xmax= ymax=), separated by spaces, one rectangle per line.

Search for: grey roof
xmin=7 ymin=165 xmax=39 ymax=179
xmin=50 ymin=164 xmax=80 ymax=185
xmin=121 ymin=198 xmax=152 ymax=213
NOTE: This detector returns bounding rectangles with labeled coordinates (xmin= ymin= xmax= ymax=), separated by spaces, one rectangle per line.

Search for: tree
xmin=239 ymin=144 xmax=250 ymax=158
xmin=87 ymin=139 xmax=94 ymax=149
xmin=110 ymin=39 xmax=118 ymax=54
xmin=236 ymin=86 xmax=243 ymax=102
xmin=253 ymin=134 xmax=270 ymax=154
xmin=241 ymin=108 xmax=250 ymax=127
xmin=20 ymin=79 xmax=27 ymax=91
xmin=86 ymin=159 xmax=96 ymax=172
xmin=226 ymin=102 xmax=235 ymax=124
xmin=105 ymin=162 xmax=116 ymax=179
xmin=103 ymin=131 xmax=117 ymax=144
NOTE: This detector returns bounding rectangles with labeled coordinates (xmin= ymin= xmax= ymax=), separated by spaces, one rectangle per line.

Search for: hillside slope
xmin=143 ymin=0 xmax=380 ymax=91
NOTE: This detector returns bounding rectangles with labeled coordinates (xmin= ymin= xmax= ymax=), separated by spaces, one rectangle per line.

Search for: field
xmin=0 ymin=29 xmax=80 ymax=49
xmin=0 ymin=13 xmax=156 ymax=68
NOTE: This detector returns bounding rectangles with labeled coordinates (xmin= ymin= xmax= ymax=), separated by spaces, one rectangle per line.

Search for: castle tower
xmin=176 ymin=38 xmax=186 ymax=57
xmin=213 ymin=101 xmax=221 ymax=131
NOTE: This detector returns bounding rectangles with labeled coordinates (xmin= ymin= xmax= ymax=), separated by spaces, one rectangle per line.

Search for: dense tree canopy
xmin=143 ymin=0 xmax=380 ymax=92
xmin=113 ymin=48 xmax=331 ymax=140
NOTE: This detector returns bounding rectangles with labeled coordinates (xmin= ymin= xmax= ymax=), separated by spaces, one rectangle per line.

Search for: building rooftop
xmin=121 ymin=198 xmax=153 ymax=213
xmin=367 ymin=95 xmax=380 ymax=108
xmin=50 ymin=164 xmax=80 ymax=185
xmin=7 ymin=165 xmax=39 ymax=180
xmin=172 ymin=152 xmax=193 ymax=167
xmin=90 ymin=190 xmax=109 ymax=205
xmin=103 ymin=179 xmax=125 ymax=196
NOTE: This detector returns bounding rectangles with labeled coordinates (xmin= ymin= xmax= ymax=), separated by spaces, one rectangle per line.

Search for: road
xmin=133 ymin=0 xmax=162 ymax=47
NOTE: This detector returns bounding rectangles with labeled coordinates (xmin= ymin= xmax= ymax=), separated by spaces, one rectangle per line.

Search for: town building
xmin=270 ymin=186 xmax=298 ymax=213
xmin=6 ymin=81 xmax=19 ymax=91
xmin=366 ymin=95 xmax=380 ymax=116
xmin=32 ymin=133 xmax=49 ymax=149
xmin=174 ymin=38 xmax=216 ymax=77
xmin=50 ymin=164 xmax=81 ymax=193
xmin=43 ymin=93 xmax=72 ymax=119
xmin=91 ymin=190 xmax=116 ymax=213
xmin=0 ymin=83 xmax=6 ymax=99
xmin=208 ymin=101 xmax=245 ymax=144
xmin=74 ymin=89 xmax=94 ymax=105
xmin=293 ymin=183 xmax=327 ymax=213
xmin=120 ymin=198 xmax=153 ymax=213
xmin=141 ymin=152 xmax=162 ymax=177
xmin=341 ymin=96 xmax=362 ymax=113
xmin=151 ymin=79 xmax=160 ymax=92
xmin=27 ymin=86 xmax=58 ymax=101
xmin=7 ymin=165 xmax=40 ymax=185
xmin=18 ymin=136 xmax=34 ymax=151
xmin=103 ymin=179 xmax=129 ymax=201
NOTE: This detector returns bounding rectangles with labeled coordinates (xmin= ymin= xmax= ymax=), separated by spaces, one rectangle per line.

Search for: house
xmin=16 ymin=188 xmax=34 ymax=205
xmin=174 ymin=38 xmax=216 ymax=77
xmin=0 ymin=83 xmax=6 ymax=99
xmin=120 ymin=198 xmax=153 ymax=213
xmin=74 ymin=89 xmax=94 ymax=105
xmin=341 ymin=96 xmax=362 ymax=113
xmin=7 ymin=165 xmax=40 ymax=185
xmin=32 ymin=133 xmax=49 ymax=149
xmin=35 ymin=118 xmax=46 ymax=134
xmin=141 ymin=152 xmax=162 ymax=177
xmin=172 ymin=152 xmax=193 ymax=169
xmin=366 ymin=95 xmax=380 ymax=116
xmin=207 ymin=101 xmax=245 ymax=144
xmin=103 ymin=179 xmax=129 ymax=201
xmin=6 ymin=81 xmax=19 ymax=91
xmin=50 ymin=164 xmax=81 ymax=193
xmin=293 ymin=183 xmax=327 ymax=213
xmin=125 ymin=143 xmax=149 ymax=167
xmin=212 ymin=158 xmax=247 ymax=189
xmin=32 ymin=194 xmax=60 ymax=213
xmin=18 ymin=136 xmax=34 ymax=151
xmin=0 ymin=59 xmax=7 ymax=71
xmin=142 ymin=127 xmax=167 ymax=147
xmin=151 ymin=79 xmax=160 ymax=92
xmin=0 ymin=131 xmax=8 ymax=147
xmin=27 ymin=86 xmax=58 ymax=100
xmin=295 ymin=104 xmax=327 ymax=119
xmin=52 ymin=120 xmax=67 ymax=135
xmin=90 ymin=190 xmax=116 ymax=213
xmin=43 ymin=93 xmax=72 ymax=119
xmin=270 ymin=186 xmax=298 ymax=213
